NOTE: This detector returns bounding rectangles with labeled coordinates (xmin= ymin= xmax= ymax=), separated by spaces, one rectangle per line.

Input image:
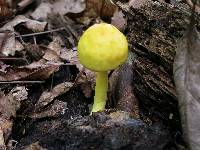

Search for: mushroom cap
xmin=78 ymin=23 xmax=128 ymax=72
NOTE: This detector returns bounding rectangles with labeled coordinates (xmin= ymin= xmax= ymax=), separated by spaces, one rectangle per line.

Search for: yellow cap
xmin=78 ymin=23 xmax=128 ymax=72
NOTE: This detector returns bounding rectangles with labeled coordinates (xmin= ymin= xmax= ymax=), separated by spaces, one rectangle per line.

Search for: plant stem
xmin=92 ymin=71 xmax=108 ymax=112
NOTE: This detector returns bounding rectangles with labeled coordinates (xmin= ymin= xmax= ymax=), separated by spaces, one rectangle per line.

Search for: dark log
xmin=16 ymin=111 xmax=172 ymax=150
xmin=119 ymin=0 xmax=200 ymax=131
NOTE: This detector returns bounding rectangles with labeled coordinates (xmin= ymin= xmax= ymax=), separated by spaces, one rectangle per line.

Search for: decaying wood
xmin=119 ymin=0 xmax=200 ymax=128
xmin=109 ymin=52 xmax=139 ymax=119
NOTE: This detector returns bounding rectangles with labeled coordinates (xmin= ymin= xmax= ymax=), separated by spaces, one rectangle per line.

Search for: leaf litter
xmin=0 ymin=0 xmax=188 ymax=149
xmin=0 ymin=0 xmax=119 ymax=148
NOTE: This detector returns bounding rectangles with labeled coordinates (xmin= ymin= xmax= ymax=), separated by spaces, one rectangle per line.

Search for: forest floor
xmin=0 ymin=0 xmax=194 ymax=149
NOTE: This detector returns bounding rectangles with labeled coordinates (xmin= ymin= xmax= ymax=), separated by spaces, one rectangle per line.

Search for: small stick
xmin=19 ymin=63 xmax=77 ymax=68
xmin=0 ymin=57 xmax=25 ymax=60
xmin=15 ymin=27 xmax=65 ymax=38
xmin=0 ymin=81 xmax=45 ymax=84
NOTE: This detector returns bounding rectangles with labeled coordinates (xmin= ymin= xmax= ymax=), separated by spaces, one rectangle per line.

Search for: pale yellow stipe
xmin=91 ymin=71 xmax=108 ymax=112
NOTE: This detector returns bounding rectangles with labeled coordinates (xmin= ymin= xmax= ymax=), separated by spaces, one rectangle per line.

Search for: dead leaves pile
xmin=0 ymin=0 xmax=121 ymax=148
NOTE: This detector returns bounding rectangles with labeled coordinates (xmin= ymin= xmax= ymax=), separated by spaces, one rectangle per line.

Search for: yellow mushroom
xmin=78 ymin=23 xmax=128 ymax=113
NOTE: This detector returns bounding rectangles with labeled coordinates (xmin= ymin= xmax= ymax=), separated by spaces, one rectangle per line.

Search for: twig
xmin=0 ymin=57 xmax=26 ymax=60
xmin=19 ymin=62 xmax=77 ymax=68
xmin=0 ymin=57 xmax=29 ymax=64
xmin=0 ymin=81 xmax=45 ymax=84
xmin=50 ymin=72 xmax=54 ymax=91
xmin=15 ymin=27 xmax=65 ymax=38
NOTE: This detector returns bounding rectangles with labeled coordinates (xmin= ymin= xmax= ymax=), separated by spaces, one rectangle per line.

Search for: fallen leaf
xmin=0 ymin=33 xmax=24 ymax=56
xmin=111 ymin=9 xmax=127 ymax=31
xmin=31 ymin=2 xmax=52 ymax=20
xmin=53 ymin=0 xmax=86 ymax=15
xmin=60 ymin=48 xmax=78 ymax=63
xmin=76 ymin=65 xmax=96 ymax=88
xmin=30 ymin=100 xmax=68 ymax=119
xmin=1 ymin=15 xmax=47 ymax=32
xmin=0 ymin=0 xmax=12 ymax=22
xmin=173 ymin=25 xmax=200 ymax=150
xmin=0 ymin=62 xmax=9 ymax=73
xmin=43 ymin=36 xmax=63 ymax=62
xmin=21 ymin=64 xmax=60 ymax=81
xmin=84 ymin=0 xmax=116 ymax=19
xmin=0 ymin=118 xmax=12 ymax=144
xmin=0 ymin=61 xmax=59 ymax=81
xmin=31 ymin=0 xmax=86 ymax=20
xmin=0 ymin=15 xmax=47 ymax=56
xmin=11 ymin=86 xmax=28 ymax=101
xmin=0 ymin=91 xmax=19 ymax=119
xmin=0 ymin=87 xmax=27 ymax=147
xmin=34 ymin=82 xmax=73 ymax=110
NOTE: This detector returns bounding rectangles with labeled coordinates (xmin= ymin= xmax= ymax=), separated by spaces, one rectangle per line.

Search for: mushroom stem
xmin=92 ymin=71 xmax=108 ymax=112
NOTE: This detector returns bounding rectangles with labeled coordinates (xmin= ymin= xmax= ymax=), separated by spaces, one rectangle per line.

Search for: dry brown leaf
xmin=0 ymin=67 xmax=31 ymax=81
xmin=0 ymin=87 xmax=27 ymax=147
xmin=0 ymin=118 xmax=12 ymax=148
xmin=30 ymin=100 xmax=68 ymax=119
xmin=0 ymin=33 xmax=24 ymax=56
xmin=31 ymin=2 xmax=52 ymax=20
xmin=173 ymin=25 xmax=200 ymax=150
xmin=53 ymin=0 xmax=86 ymax=15
xmin=0 ymin=62 xmax=59 ymax=81
xmin=1 ymin=15 xmax=47 ymax=32
xmin=111 ymin=9 xmax=127 ymax=31
xmin=34 ymin=82 xmax=73 ymax=110
xmin=43 ymin=37 xmax=63 ymax=62
xmin=0 ymin=15 xmax=47 ymax=56
xmin=60 ymin=48 xmax=78 ymax=63
xmin=21 ymin=59 xmax=46 ymax=69
xmin=0 ymin=62 xmax=9 ymax=73
xmin=74 ymin=66 xmax=95 ymax=99
xmin=0 ymin=0 xmax=12 ymax=22
xmin=22 ymin=65 xmax=59 ymax=80
xmin=0 ymin=86 xmax=27 ymax=119
xmin=76 ymin=65 xmax=96 ymax=88
xmin=0 ymin=92 xmax=19 ymax=119
xmin=31 ymin=0 xmax=86 ymax=20
xmin=43 ymin=50 xmax=61 ymax=62
xmin=84 ymin=0 xmax=116 ymax=19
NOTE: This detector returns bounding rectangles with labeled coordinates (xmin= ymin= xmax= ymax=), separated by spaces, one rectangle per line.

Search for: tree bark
xmin=119 ymin=0 xmax=200 ymax=130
